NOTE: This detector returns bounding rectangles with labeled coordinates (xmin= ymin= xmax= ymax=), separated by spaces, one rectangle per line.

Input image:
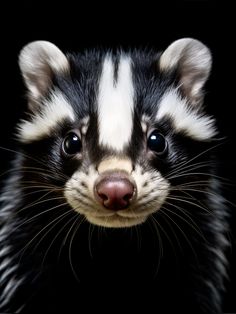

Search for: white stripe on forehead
xmin=98 ymin=56 xmax=134 ymax=151
xmin=156 ymin=89 xmax=217 ymax=140
xmin=18 ymin=91 xmax=75 ymax=142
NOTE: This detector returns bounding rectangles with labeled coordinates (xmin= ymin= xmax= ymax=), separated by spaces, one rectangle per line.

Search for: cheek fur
xmin=64 ymin=166 xmax=99 ymax=214
xmin=131 ymin=165 xmax=170 ymax=212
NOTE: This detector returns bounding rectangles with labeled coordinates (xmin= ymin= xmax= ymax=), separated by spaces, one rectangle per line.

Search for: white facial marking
xmin=141 ymin=115 xmax=150 ymax=133
xmin=98 ymin=56 xmax=134 ymax=151
xmin=18 ymin=90 xmax=75 ymax=142
xmin=157 ymin=89 xmax=217 ymax=140
xmin=81 ymin=116 xmax=90 ymax=135
xmin=97 ymin=157 xmax=133 ymax=174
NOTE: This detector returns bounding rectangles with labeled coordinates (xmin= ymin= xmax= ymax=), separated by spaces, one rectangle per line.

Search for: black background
xmin=0 ymin=1 xmax=235 ymax=312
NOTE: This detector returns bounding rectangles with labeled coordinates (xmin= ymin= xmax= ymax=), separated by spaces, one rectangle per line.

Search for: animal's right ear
xmin=19 ymin=41 xmax=69 ymax=107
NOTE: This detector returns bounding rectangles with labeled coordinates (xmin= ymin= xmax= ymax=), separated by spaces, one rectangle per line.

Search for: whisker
xmin=166 ymin=141 xmax=226 ymax=178
xmin=41 ymin=212 xmax=77 ymax=267
xmin=176 ymin=187 xmax=236 ymax=207
xmin=171 ymin=181 xmax=211 ymax=187
xmin=162 ymin=203 xmax=206 ymax=241
xmin=5 ymin=169 xmax=67 ymax=182
xmin=1 ymin=166 xmax=68 ymax=181
xmin=57 ymin=214 xmax=83 ymax=261
xmin=147 ymin=217 xmax=163 ymax=275
xmin=18 ymin=208 xmax=71 ymax=261
xmin=32 ymin=211 xmax=74 ymax=255
xmin=18 ymin=182 xmax=62 ymax=189
xmin=166 ymin=195 xmax=212 ymax=214
xmin=171 ymin=187 xmax=208 ymax=209
xmin=88 ymin=223 xmax=96 ymax=258
xmin=134 ymin=224 xmax=142 ymax=251
xmin=68 ymin=216 xmax=85 ymax=282
xmin=167 ymin=161 xmax=217 ymax=179
xmin=150 ymin=214 xmax=177 ymax=258
xmin=160 ymin=208 xmax=198 ymax=260
xmin=20 ymin=187 xmax=64 ymax=198
xmin=17 ymin=195 xmax=66 ymax=215
xmin=167 ymin=171 xmax=231 ymax=182
xmin=157 ymin=210 xmax=183 ymax=253
xmin=12 ymin=201 xmax=68 ymax=232
xmin=0 ymin=145 xmax=61 ymax=172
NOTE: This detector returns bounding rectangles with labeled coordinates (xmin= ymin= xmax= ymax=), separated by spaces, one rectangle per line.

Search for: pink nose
xmin=94 ymin=173 xmax=135 ymax=210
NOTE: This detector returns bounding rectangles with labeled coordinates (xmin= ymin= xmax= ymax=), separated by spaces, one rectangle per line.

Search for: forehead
xmin=66 ymin=51 xmax=165 ymax=152
xmin=17 ymin=49 xmax=217 ymax=144
xmin=64 ymin=49 xmax=164 ymax=113
xmin=64 ymin=51 xmax=169 ymax=151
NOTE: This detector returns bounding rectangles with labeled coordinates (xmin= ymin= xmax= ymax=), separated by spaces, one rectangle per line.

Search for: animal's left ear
xmin=159 ymin=38 xmax=212 ymax=105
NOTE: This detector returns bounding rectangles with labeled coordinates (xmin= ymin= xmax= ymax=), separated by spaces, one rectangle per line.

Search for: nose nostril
xmin=98 ymin=192 xmax=108 ymax=201
xmin=123 ymin=193 xmax=133 ymax=202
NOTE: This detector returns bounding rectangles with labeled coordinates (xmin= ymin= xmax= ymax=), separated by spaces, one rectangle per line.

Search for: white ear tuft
xmin=160 ymin=38 xmax=212 ymax=105
xmin=19 ymin=41 xmax=69 ymax=103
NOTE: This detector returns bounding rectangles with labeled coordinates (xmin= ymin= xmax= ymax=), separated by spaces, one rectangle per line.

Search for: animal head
xmin=17 ymin=38 xmax=216 ymax=228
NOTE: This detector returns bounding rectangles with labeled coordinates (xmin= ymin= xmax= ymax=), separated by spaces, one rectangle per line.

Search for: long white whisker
xmin=17 ymin=195 xmax=66 ymax=215
xmin=20 ymin=187 xmax=64 ymax=198
xmin=88 ymin=223 xmax=96 ymax=258
xmin=167 ymin=161 xmax=217 ymax=179
xmin=162 ymin=203 xmax=206 ymax=241
xmin=166 ymin=141 xmax=225 ymax=178
xmin=160 ymin=208 xmax=198 ymax=261
xmin=68 ymin=216 xmax=85 ymax=282
xmin=41 ymin=213 xmax=77 ymax=267
xmin=147 ymin=217 xmax=163 ymax=275
xmin=168 ymin=171 xmax=229 ymax=182
xmin=166 ymin=195 xmax=211 ymax=214
xmin=12 ymin=201 xmax=68 ymax=232
xmin=177 ymin=187 xmax=236 ymax=207
xmin=33 ymin=211 xmax=75 ymax=256
xmin=0 ymin=145 xmax=60 ymax=172
xmin=1 ymin=166 xmax=68 ymax=181
xmin=17 ymin=208 xmax=70 ymax=261
xmin=157 ymin=210 xmax=183 ymax=253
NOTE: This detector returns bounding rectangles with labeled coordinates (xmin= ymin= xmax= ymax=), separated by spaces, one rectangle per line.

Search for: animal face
xmin=17 ymin=38 xmax=216 ymax=227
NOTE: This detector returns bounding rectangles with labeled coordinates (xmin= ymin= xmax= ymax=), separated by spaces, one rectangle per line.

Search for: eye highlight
xmin=147 ymin=130 xmax=167 ymax=155
xmin=62 ymin=132 xmax=82 ymax=156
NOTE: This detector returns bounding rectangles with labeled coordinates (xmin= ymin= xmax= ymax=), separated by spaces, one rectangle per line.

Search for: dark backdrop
xmin=0 ymin=1 xmax=235 ymax=312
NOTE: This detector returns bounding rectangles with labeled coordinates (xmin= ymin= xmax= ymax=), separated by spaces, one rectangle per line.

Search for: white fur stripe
xmin=98 ymin=56 xmax=134 ymax=151
xmin=157 ymin=89 xmax=217 ymax=140
xmin=18 ymin=90 xmax=75 ymax=142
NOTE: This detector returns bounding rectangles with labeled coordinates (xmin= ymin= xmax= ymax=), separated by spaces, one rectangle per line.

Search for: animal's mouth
xmin=86 ymin=212 xmax=147 ymax=228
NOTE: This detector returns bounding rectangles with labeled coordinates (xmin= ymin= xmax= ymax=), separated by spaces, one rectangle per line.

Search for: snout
xmin=94 ymin=171 xmax=136 ymax=211
xmin=65 ymin=157 xmax=169 ymax=227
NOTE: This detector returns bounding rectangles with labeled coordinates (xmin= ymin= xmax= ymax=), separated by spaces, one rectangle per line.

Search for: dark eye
xmin=147 ymin=130 xmax=167 ymax=155
xmin=62 ymin=132 xmax=82 ymax=156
